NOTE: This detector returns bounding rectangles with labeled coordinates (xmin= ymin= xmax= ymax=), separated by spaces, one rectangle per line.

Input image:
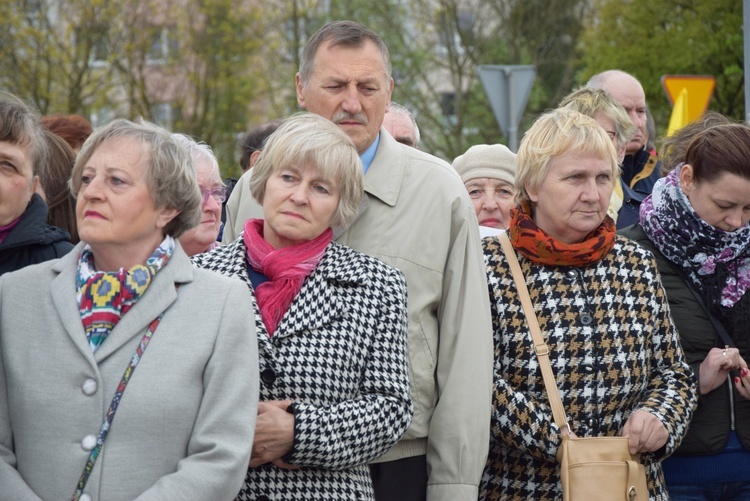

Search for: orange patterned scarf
xmin=509 ymin=202 xmax=616 ymax=267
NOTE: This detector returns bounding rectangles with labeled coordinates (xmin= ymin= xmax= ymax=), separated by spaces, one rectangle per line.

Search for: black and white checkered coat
xmin=192 ymin=237 xmax=412 ymax=500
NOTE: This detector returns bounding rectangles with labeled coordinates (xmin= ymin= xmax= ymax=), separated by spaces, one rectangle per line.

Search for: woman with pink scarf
xmin=192 ymin=113 xmax=412 ymax=500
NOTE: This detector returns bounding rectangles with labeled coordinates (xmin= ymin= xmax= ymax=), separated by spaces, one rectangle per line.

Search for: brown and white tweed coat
xmin=479 ymin=234 xmax=698 ymax=500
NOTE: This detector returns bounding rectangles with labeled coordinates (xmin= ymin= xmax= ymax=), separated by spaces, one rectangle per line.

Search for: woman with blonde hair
xmin=559 ymin=86 xmax=636 ymax=226
xmin=193 ymin=113 xmax=412 ymax=500
xmin=479 ymin=108 xmax=697 ymax=500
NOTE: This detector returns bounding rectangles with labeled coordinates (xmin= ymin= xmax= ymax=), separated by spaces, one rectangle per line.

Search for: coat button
xmin=260 ymin=368 xmax=276 ymax=385
xmin=581 ymin=314 xmax=593 ymax=325
xmin=257 ymin=496 xmax=270 ymax=501
xmin=584 ymin=364 xmax=594 ymax=373
xmin=588 ymin=418 xmax=595 ymax=427
xmin=567 ymin=270 xmax=577 ymax=278
xmin=82 ymin=379 xmax=97 ymax=396
xmin=80 ymin=494 xmax=92 ymax=501
xmin=81 ymin=435 xmax=97 ymax=451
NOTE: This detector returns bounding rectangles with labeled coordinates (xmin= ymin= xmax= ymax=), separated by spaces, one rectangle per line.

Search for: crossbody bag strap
xmin=499 ymin=231 xmax=570 ymax=433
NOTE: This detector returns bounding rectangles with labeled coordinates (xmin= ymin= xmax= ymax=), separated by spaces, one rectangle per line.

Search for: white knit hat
xmin=452 ymin=144 xmax=516 ymax=185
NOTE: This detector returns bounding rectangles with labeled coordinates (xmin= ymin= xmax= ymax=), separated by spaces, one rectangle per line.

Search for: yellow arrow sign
xmin=661 ymin=75 xmax=716 ymax=124
xmin=667 ymin=88 xmax=689 ymax=137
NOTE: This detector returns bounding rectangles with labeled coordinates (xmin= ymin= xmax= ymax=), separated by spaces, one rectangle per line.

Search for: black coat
xmin=0 ymin=194 xmax=73 ymax=276
xmin=620 ymin=223 xmax=750 ymax=455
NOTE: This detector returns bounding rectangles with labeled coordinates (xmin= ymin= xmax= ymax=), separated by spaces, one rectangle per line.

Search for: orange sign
xmin=661 ymin=75 xmax=716 ymax=124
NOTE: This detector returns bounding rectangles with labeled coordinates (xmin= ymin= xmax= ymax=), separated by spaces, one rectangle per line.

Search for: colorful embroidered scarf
xmin=640 ymin=166 xmax=750 ymax=308
xmin=76 ymin=236 xmax=174 ymax=352
xmin=243 ymin=218 xmax=332 ymax=335
xmin=509 ymin=202 xmax=616 ymax=267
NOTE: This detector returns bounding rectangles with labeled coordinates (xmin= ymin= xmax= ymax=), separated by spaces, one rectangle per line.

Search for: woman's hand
xmin=735 ymin=367 xmax=750 ymax=400
xmin=699 ymin=347 xmax=746 ymax=395
xmin=621 ymin=409 xmax=668 ymax=455
xmin=250 ymin=400 xmax=295 ymax=468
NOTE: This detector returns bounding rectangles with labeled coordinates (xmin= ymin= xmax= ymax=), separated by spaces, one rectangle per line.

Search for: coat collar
xmin=206 ymin=237 xmax=369 ymax=341
xmin=363 ymin=128 xmax=407 ymax=208
xmin=50 ymin=241 xmax=194 ymax=363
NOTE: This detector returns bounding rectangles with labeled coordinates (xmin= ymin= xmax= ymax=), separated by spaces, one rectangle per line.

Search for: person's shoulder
xmin=377 ymin=133 xmax=458 ymax=180
xmin=397 ymin=149 xmax=469 ymax=205
xmin=618 ymin=222 xmax=647 ymax=242
xmin=614 ymin=232 xmax=650 ymax=253
xmin=191 ymin=264 xmax=244 ymax=286
xmin=0 ymin=254 xmax=61 ymax=286
xmin=403 ymin=147 xmax=462 ymax=182
xmin=50 ymin=238 xmax=75 ymax=257
xmin=612 ymin=233 xmax=660 ymax=271
xmin=188 ymin=264 xmax=251 ymax=304
xmin=326 ymin=241 xmax=406 ymax=284
xmin=191 ymin=238 xmax=242 ymax=269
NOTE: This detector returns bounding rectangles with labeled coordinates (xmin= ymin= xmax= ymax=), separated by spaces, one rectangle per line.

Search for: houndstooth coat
xmin=192 ymin=237 xmax=412 ymax=500
xmin=479 ymin=234 xmax=698 ymax=500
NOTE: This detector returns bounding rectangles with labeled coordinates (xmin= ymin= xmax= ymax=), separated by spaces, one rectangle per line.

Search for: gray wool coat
xmin=0 ymin=242 xmax=259 ymax=501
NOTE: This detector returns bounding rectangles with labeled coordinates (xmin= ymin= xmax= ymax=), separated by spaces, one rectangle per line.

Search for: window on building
xmin=146 ymin=27 xmax=178 ymax=65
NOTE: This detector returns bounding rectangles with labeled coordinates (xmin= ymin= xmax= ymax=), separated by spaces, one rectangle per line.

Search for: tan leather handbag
xmin=498 ymin=232 xmax=648 ymax=501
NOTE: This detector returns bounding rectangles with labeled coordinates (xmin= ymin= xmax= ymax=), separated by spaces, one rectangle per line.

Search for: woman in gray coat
xmin=0 ymin=119 xmax=259 ymax=500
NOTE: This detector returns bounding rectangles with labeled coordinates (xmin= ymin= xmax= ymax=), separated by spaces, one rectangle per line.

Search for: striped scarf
xmin=76 ymin=236 xmax=174 ymax=352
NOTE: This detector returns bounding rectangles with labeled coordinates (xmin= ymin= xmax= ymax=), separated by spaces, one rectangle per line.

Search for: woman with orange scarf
xmin=478 ymin=108 xmax=697 ymax=500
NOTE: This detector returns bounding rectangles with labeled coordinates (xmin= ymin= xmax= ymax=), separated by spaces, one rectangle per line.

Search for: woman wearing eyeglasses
xmin=174 ymin=134 xmax=226 ymax=257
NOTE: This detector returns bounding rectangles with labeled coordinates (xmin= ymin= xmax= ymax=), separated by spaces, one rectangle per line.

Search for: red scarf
xmin=243 ymin=218 xmax=332 ymax=335
xmin=509 ymin=202 xmax=616 ymax=267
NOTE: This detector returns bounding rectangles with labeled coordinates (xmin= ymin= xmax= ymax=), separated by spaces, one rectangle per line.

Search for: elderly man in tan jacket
xmin=223 ymin=20 xmax=492 ymax=501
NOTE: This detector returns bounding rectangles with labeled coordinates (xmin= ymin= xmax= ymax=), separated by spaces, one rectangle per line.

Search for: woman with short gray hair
xmin=0 ymin=118 xmax=259 ymax=500
xmin=172 ymin=133 xmax=225 ymax=256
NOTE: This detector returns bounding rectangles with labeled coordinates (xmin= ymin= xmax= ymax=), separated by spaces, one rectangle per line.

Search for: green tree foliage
xmin=578 ymin=0 xmax=744 ymax=135
xmin=0 ymin=0 xmax=120 ymax=115
xmin=4 ymin=0 xmax=742 ymax=174
xmin=174 ymin=0 xmax=265 ymax=176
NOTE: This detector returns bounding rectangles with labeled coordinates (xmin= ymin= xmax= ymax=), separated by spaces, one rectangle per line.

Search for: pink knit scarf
xmin=243 ymin=218 xmax=332 ymax=335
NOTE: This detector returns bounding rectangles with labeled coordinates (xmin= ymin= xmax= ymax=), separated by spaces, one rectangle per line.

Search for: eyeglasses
xmin=201 ymin=186 xmax=227 ymax=205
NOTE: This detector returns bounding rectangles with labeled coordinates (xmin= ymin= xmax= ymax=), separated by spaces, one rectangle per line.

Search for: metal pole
xmin=507 ymin=69 xmax=517 ymax=152
xmin=745 ymin=0 xmax=750 ymax=122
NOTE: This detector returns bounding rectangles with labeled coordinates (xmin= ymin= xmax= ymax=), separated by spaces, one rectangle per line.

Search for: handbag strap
xmin=71 ymin=315 xmax=163 ymax=501
xmin=499 ymin=231 xmax=570 ymax=433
